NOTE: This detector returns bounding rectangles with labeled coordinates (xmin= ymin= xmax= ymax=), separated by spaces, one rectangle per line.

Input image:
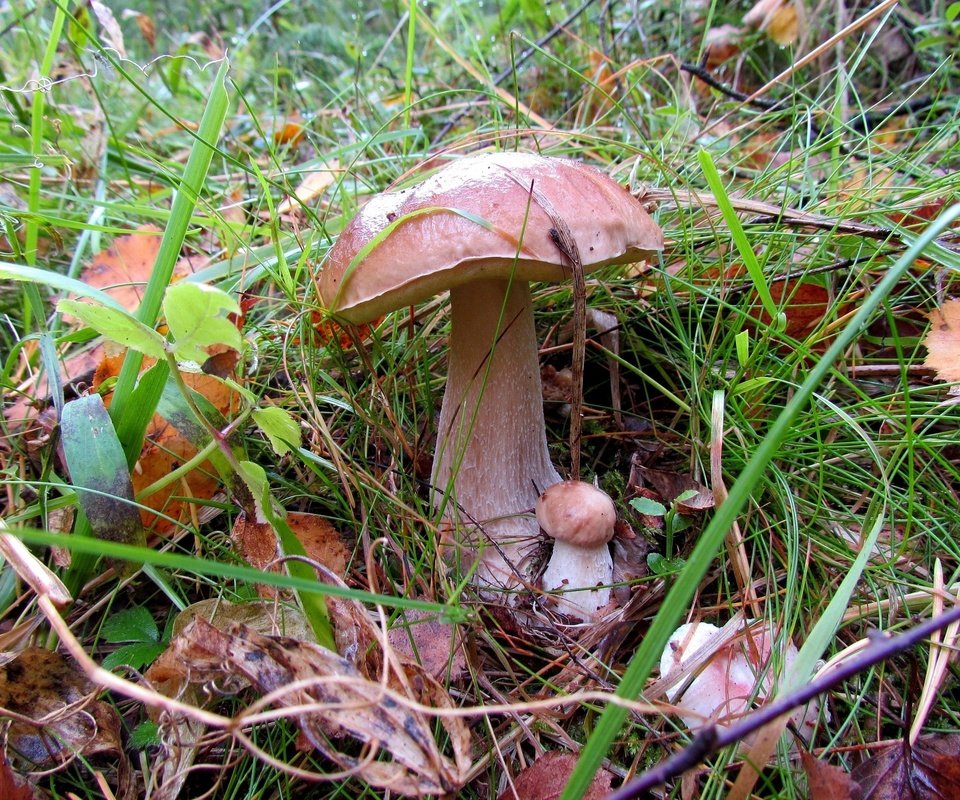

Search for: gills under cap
xmin=320 ymin=151 xmax=664 ymax=321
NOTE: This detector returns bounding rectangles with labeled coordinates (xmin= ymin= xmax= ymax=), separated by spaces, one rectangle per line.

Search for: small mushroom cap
xmin=319 ymin=152 xmax=664 ymax=323
xmin=536 ymin=480 xmax=617 ymax=547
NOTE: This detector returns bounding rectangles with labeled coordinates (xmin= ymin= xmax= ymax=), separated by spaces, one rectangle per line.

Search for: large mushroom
xmin=319 ymin=151 xmax=662 ymax=591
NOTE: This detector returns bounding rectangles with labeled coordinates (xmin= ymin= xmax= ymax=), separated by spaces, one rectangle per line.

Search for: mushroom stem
xmin=433 ymin=278 xmax=562 ymax=590
xmin=540 ymin=539 xmax=613 ymax=619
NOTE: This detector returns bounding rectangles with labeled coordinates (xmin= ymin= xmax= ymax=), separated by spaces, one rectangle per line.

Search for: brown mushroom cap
xmin=536 ymin=480 xmax=617 ymax=548
xmin=319 ymin=151 xmax=663 ymax=321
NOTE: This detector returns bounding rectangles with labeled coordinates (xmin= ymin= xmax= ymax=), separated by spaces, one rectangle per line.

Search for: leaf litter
xmin=145 ymin=582 xmax=470 ymax=797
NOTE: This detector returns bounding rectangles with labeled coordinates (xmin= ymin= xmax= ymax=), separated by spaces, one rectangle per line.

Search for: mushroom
xmin=319 ymin=152 xmax=662 ymax=591
xmin=659 ymin=621 xmax=822 ymax=742
xmin=536 ymin=480 xmax=617 ymax=619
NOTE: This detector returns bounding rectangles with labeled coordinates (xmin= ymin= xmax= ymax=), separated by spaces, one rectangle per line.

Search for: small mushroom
xmin=319 ymin=152 xmax=662 ymax=591
xmin=536 ymin=480 xmax=616 ymax=620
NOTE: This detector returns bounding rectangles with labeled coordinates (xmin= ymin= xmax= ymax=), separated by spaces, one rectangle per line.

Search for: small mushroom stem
xmin=540 ymin=539 xmax=613 ymax=619
xmin=433 ymin=278 xmax=562 ymax=589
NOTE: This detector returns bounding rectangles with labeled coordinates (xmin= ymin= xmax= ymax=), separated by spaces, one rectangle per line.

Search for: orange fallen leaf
xmin=924 ymin=299 xmax=960 ymax=383
xmin=92 ymin=352 xmax=239 ymax=533
xmin=232 ymin=511 xmax=352 ymax=595
xmin=0 ymin=647 xmax=129 ymax=778
xmin=743 ymin=0 xmax=801 ymax=46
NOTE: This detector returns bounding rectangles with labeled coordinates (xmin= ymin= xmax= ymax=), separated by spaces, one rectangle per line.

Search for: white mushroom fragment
xmin=319 ymin=152 xmax=663 ymax=592
xmin=659 ymin=621 xmax=823 ymax=744
xmin=536 ymin=480 xmax=617 ymax=619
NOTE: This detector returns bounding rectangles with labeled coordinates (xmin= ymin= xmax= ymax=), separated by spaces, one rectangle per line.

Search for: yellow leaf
xmin=924 ymin=300 xmax=960 ymax=383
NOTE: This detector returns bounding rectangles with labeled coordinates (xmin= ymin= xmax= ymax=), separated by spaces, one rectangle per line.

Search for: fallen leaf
xmin=232 ymin=511 xmax=352 ymax=594
xmin=92 ymin=352 xmax=238 ymax=533
xmin=760 ymin=280 xmax=839 ymax=341
xmin=923 ymin=300 xmax=960 ymax=383
xmin=743 ymin=0 xmax=802 ymax=46
xmin=121 ymin=9 xmax=156 ymax=49
xmin=144 ymin=600 xmax=314 ymax=800
xmin=277 ymin=161 xmax=340 ymax=214
xmin=168 ymin=618 xmax=470 ymax=796
xmin=498 ymin=751 xmax=615 ymax=800
xmin=0 ymin=754 xmax=36 ymax=800
xmin=801 ymin=750 xmax=859 ymax=800
xmin=850 ymin=734 xmax=960 ymax=800
xmin=703 ymin=25 xmax=743 ymax=69
xmin=387 ymin=609 xmax=468 ymax=680
xmin=628 ymin=458 xmax=714 ymax=512
xmin=0 ymin=647 xmax=132 ymax=796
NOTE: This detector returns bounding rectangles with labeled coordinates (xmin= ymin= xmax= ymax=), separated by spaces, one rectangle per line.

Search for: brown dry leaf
xmin=277 ymin=162 xmax=340 ymax=214
xmin=0 ymin=648 xmax=132 ymax=795
xmin=923 ymin=300 xmax=960 ymax=383
xmin=169 ymin=618 xmax=470 ymax=796
xmin=849 ymin=734 xmax=960 ymax=800
xmin=743 ymin=0 xmax=801 ymax=45
xmin=761 ymin=281 xmax=839 ymax=341
xmin=801 ymin=750 xmax=859 ymax=800
xmin=628 ymin=459 xmax=714 ymax=512
xmin=703 ymin=25 xmax=743 ymax=69
xmin=580 ymin=49 xmax=618 ymax=123
xmin=387 ymin=609 xmax=468 ymax=681
xmin=498 ymin=751 xmax=615 ymax=800
xmin=145 ymin=600 xmax=314 ymax=800
xmin=0 ymin=754 xmax=36 ymax=800
xmin=232 ymin=511 xmax=352 ymax=594
xmin=122 ymin=9 xmax=156 ymax=49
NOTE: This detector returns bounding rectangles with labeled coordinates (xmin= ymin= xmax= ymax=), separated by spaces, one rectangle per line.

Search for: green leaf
xmin=129 ymin=720 xmax=161 ymax=749
xmin=101 ymin=606 xmax=160 ymax=644
xmin=252 ymin=406 xmax=301 ymax=456
xmin=947 ymin=2 xmax=960 ymax=23
xmin=57 ymin=300 xmax=166 ymax=358
xmin=629 ymin=496 xmax=667 ymax=516
xmin=101 ymin=641 xmax=167 ymax=671
xmin=646 ymin=552 xmax=686 ymax=576
xmin=163 ymin=282 xmax=241 ymax=363
xmin=60 ymin=394 xmax=147 ymax=555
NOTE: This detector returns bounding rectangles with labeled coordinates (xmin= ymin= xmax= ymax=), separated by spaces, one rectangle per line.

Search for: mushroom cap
xmin=536 ymin=480 xmax=617 ymax=548
xmin=319 ymin=151 xmax=664 ymax=323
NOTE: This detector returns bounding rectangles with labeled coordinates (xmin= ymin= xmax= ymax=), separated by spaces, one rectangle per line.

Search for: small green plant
xmin=99 ymin=606 xmax=167 ymax=671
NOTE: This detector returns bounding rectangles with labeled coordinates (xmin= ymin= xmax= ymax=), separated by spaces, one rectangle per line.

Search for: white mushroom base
xmin=541 ymin=539 xmax=614 ymax=619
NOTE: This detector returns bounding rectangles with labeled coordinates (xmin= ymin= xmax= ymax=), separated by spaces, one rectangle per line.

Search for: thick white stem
xmin=432 ymin=279 xmax=562 ymax=590
xmin=541 ymin=539 xmax=613 ymax=620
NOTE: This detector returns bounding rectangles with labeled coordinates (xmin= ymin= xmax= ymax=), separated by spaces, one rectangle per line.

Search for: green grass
xmin=2 ymin=1 xmax=960 ymax=798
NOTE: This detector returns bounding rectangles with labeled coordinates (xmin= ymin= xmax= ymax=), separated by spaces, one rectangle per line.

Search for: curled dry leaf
xmin=801 ymin=750 xmax=860 ymax=800
xmin=659 ymin=621 xmax=823 ymax=745
xmin=628 ymin=459 xmax=715 ymax=512
xmin=0 ymin=648 xmax=132 ymax=797
xmin=498 ymin=751 xmax=615 ymax=800
xmin=166 ymin=618 xmax=470 ymax=796
xmin=923 ymin=299 xmax=960 ymax=384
